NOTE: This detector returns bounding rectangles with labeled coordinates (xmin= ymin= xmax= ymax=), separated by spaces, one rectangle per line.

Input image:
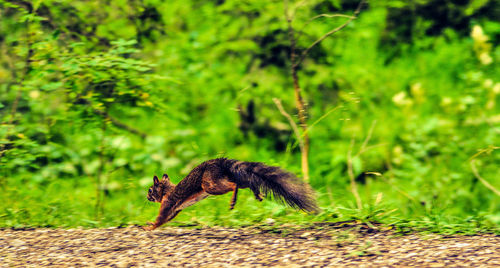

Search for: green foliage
xmin=0 ymin=0 xmax=499 ymax=233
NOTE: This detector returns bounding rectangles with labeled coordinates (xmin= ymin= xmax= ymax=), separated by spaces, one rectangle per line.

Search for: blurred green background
xmin=0 ymin=0 xmax=499 ymax=233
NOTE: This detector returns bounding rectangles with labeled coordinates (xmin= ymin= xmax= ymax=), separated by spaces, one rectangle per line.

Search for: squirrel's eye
xmin=148 ymin=189 xmax=152 ymax=194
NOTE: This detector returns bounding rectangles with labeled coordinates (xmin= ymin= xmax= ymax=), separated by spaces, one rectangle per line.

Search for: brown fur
xmin=143 ymin=158 xmax=318 ymax=230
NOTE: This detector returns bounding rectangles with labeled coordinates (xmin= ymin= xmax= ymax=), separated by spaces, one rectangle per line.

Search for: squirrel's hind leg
xmin=251 ymin=186 xmax=264 ymax=202
xmin=229 ymin=186 xmax=238 ymax=210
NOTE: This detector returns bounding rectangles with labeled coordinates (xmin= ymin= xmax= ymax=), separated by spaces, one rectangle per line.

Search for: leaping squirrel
xmin=143 ymin=158 xmax=319 ymax=230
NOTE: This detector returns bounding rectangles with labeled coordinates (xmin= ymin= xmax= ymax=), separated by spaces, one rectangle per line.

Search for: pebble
xmin=0 ymin=226 xmax=498 ymax=267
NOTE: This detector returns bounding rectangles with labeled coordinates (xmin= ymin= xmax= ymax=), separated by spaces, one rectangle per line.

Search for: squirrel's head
xmin=147 ymin=174 xmax=175 ymax=203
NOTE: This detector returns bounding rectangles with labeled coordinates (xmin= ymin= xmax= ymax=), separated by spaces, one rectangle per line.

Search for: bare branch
xmin=309 ymin=13 xmax=356 ymax=21
xmin=366 ymin=172 xmax=418 ymax=203
xmin=297 ymin=14 xmax=356 ymax=40
xmin=273 ymin=98 xmax=304 ymax=153
xmin=284 ymin=0 xmax=310 ymax=181
xmin=95 ymin=120 xmax=107 ymax=218
xmin=470 ymin=159 xmax=500 ymax=197
xmin=295 ymin=0 xmax=366 ymax=67
xmin=1 ymin=6 xmax=34 ymax=155
xmin=360 ymin=143 xmax=387 ymax=153
xmin=93 ymin=109 xmax=147 ymax=139
xmin=467 ymin=146 xmax=500 ymax=196
xmin=300 ymin=104 xmax=343 ymax=139
xmin=357 ymin=120 xmax=377 ymax=157
xmin=347 ymin=119 xmax=378 ymax=210
xmin=289 ymin=0 xmax=309 ymax=20
xmin=468 ymin=145 xmax=500 ymax=161
xmin=284 ymin=0 xmax=292 ymax=22
xmin=273 ymin=98 xmax=310 ymax=181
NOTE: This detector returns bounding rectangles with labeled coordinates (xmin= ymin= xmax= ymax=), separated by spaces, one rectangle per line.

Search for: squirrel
xmin=143 ymin=158 xmax=319 ymax=230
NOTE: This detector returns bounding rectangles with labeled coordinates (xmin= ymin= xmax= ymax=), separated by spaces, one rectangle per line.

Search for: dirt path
xmin=1 ymin=223 xmax=499 ymax=267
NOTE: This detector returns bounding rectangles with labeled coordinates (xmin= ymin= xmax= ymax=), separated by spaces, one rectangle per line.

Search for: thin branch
xmin=284 ymin=0 xmax=310 ymax=181
xmin=7 ymin=91 xmax=22 ymax=126
xmin=289 ymin=0 xmax=309 ymax=20
xmin=8 ymin=3 xmax=34 ymax=125
xmin=284 ymin=0 xmax=292 ymax=22
xmin=7 ymin=21 xmax=30 ymax=124
xmin=95 ymin=119 xmax=107 ymax=219
xmin=92 ymin=109 xmax=147 ymax=139
xmin=1 ymin=4 xmax=34 ymax=155
xmin=360 ymin=143 xmax=387 ymax=153
xmin=295 ymin=0 xmax=366 ymax=68
xmin=470 ymin=159 xmax=500 ymax=197
xmin=309 ymin=13 xmax=356 ymax=21
xmin=366 ymin=172 xmax=418 ymax=203
xmin=468 ymin=146 xmax=500 ymax=196
xmin=297 ymin=14 xmax=356 ymax=40
xmin=301 ymin=105 xmax=343 ymax=139
xmin=273 ymin=98 xmax=304 ymax=153
xmin=357 ymin=120 xmax=377 ymax=157
xmin=347 ymin=120 xmax=378 ymax=210
xmin=289 ymin=104 xmax=343 ymax=150
xmin=468 ymin=145 xmax=500 ymax=161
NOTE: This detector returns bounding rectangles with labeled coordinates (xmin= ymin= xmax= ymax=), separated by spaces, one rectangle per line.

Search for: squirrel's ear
xmin=162 ymin=173 xmax=169 ymax=181
xmin=153 ymin=175 xmax=160 ymax=185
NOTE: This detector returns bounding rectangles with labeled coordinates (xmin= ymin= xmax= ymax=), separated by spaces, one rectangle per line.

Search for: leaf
xmin=151 ymin=75 xmax=182 ymax=84
xmin=41 ymin=82 xmax=64 ymax=91
xmin=51 ymin=30 xmax=61 ymax=40
xmin=110 ymin=39 xmax=138 ymax=47
xmin=69 ymin=42 xmax=85 ymax=48
xmin=32 ymin=0 xmax=42 ymax=11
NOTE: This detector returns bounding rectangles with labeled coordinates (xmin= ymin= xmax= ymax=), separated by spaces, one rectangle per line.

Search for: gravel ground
xmin=1 ymin=223 xmax=499 ymax=267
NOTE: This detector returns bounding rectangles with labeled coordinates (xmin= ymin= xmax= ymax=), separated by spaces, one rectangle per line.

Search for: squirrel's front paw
xmin=142 ymin=222 xmax=156 ymax=231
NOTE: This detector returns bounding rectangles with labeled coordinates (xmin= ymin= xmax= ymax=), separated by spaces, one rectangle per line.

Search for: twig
xmin=366 ymin=172 xmax=417 ymax=203
xmin=468 ymin=145 xmax=500 ymax=197
xmin=7 ymin=91 xmax=22 ymax=126
xmin=470 ymin=159 xmax=500 ymax=197
xmin=288 ymin=105 xmax=343 ymax=150
xmin=357 ymin=120 xmax=377 ymax=156
xmin=284 ymin=0 xmax=308 ymax=128
xmin=273 ymin=98 xmax=305 ymax=154
xmin=347 ymin=120 xmax=378 ymax=210
xmin=308 ymin=13 xmax=356 ymax=21
xmin=468 ymin=145 xmax=500 ymax=161
xmin=295 ymin=0 xmax=366 ymax=68
xmin=283 ymin=0 xmax=366 ymax=182
xmin=92 ymin=109 xmax=147 ymax=139
xmin=273 ymin=97 xmax=309 ymax=181
xmin=284 ymin=0 xmax=310 ymax=181
xmin=1 ymin=4 xmax=34 ymax=156
xmin=7 ymin=3 xmax=34 ymax=123
xmin=297 ymin=14 xmax=356 ymax=40
xmin=289 ymin=0 xmax=309 ymax=20
xmin=95 ymin=119 xmax=107 ymax=219
xmin=301 ymin=105 xmax=343 ymax=139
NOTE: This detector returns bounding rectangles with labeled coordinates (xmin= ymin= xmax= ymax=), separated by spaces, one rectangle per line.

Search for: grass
xmin=1 ymin=4 xmax=499 ymax=235
xmin=1 ymin=173 xmax=498 ymax=235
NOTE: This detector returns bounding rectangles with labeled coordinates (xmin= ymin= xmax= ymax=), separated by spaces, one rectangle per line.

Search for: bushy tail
xmin=220 ymin=158 xmax=319 ymax=213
